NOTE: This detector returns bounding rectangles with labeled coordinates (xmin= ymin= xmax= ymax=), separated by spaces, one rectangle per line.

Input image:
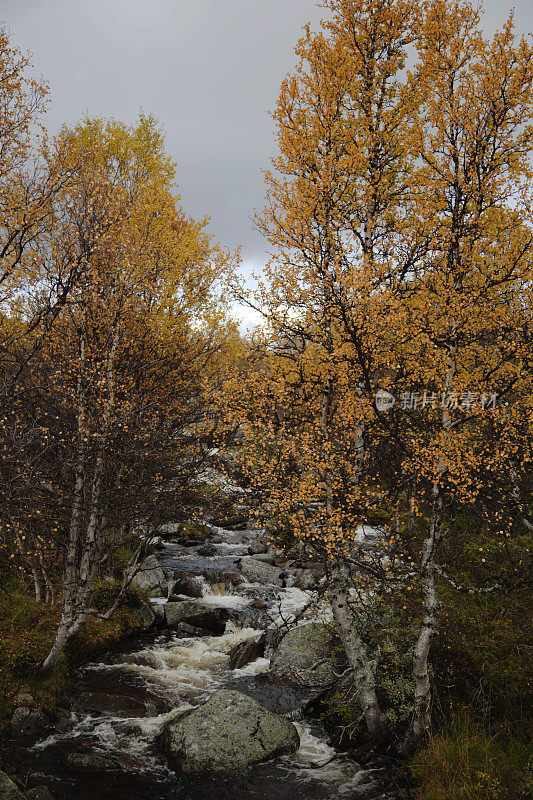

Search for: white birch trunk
xmin=41 ymin=323 xmax=119 ymax=672
xmin=331 ymin=563 xmax=385 ymax=742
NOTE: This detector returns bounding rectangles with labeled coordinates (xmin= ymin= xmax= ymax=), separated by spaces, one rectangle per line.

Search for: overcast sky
xmin=1 ymin=0 xmax=532 ymax=279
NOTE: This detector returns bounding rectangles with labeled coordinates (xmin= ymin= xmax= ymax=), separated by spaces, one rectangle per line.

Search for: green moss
xmin=0 ymin=579 xmax=68 ymax=723
xmin=0 ymin=577 xmax=150 ymax=725
xmin=68 ymin=579 xmax=150 ymax=662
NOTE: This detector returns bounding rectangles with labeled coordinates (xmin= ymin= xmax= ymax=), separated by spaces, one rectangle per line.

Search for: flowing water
xmin=8 ymin=526 xmax=398 ymax=800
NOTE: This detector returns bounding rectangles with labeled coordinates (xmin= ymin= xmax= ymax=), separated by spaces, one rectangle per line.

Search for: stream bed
xmin=6 ymin=525 xmax=399 ymax=800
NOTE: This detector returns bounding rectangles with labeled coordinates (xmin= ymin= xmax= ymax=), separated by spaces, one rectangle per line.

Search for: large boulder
xmin=228 ymin=673 xmax=315 ymax=715
xmin=162 ymin=690 xmax=299 ymax=773
xmin=133 ymin=600 xmax=156 ymax=630
xmin=239 ymin=556 xmax=284 ymax=586
xmin=0 ymin=771 xmax=24 ymax=800
xmin=10 ymin=706 xmax=49 ymax=738
xmin=169 ymin=571 xmax=204 ymax=599
xmin=270 ymin=623 xmax=342 ymax=690
xmin=127 ymin=554 xmax=166 ymax=597
xmin=163 ymin=601 xmax=229 ymax=634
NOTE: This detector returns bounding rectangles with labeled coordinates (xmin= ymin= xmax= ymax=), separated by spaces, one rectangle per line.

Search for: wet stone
xmin=71 ymin=691 xmax=169 ymax=718
xmin=162 ymin=689 xmax=300 ymax=774
xmin=164 ymin=600 xmax=230 ymax=634
xmin=10 ymin=707 xmax=49 ymax=739
xmin=63 ymin=751 xmax=141 ymax=774
xmin=228 ymin=636 xmax=265 ymax=670
xmin=196 ymin=543 xmax=217 ymax=557
xmin=169 ymin=570 xmax=204 ymax=599
xmin=239 ymin=557 xmax=284 ymax=586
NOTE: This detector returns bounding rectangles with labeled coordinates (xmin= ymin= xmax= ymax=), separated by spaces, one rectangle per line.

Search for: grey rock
xmin=228 ymin=673 xmax=315 ymax=715
xmin=283 ymin=569 xmax=300 ymax=588
xmin=295 ymin=568 xmax=319 ymax=590
xmin=134 ymin=601 xmax=156 ymax=630
xmin=14 ymin=694 xmax=34 ymax=708
xmin=162 ymin=689 xmax=299 ymax=773
xmin=204 ymin=570 xmax=243 ymax=588
xmin=239 ymin=557 xmax=284 ymax=586
xmin=164 ymin=601 xmax=229 ymax=634
xmin=158 ymin=522 xmax=182 ymax=536
xmin=250 ymin=553 xmax=276 ymax=565
xmin=0 ymin=771 xmax=24 ymax=800
xmin=71 ymin=692 xmax=167 ymax=718
xmin=170 ymin=522 xmax=212 ymax=545
xmin=151 ymin=603 xmax=166 ymax=624
xmin=52 ymin=708 xmax=72 ymax=734
xmin=170 ymin=571 xmax=204 ymax=599
xmin=127 ymin=554 xmax=166 ymax=597
xmin=248 ymin=541 xmax=267 ymax=555
xmin=11 ymin=707 xmax=49 ymax=738
xmin=196 ymin=543 xmax=217 ymax=557
xmin=146 ymin=535 xmax=166 ymax=551
xmin=270 ymin=623 xmax=342 ymax=690
xmin=64 ymin=752 xmax=139 ymax=774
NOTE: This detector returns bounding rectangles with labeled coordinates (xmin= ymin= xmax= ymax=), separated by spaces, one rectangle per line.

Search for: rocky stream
xmin=2 ymin=514 xmax=402 ymax=800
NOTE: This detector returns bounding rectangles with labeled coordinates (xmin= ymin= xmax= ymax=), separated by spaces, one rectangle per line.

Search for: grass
xmin=0 ymin=578 xmax=68 ymax=725
xmin=0 ymin=576 xmax=150 ymax=726
xmin=410 ymin=711 xmax=532 ymax=800
xmin=409 ymin=582 xmax=532 ymax=800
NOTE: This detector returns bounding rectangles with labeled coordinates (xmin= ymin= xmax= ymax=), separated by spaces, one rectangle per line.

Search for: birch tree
xmin=223 ymin=0 xmax=533 ymax=749
xmin=397 ymin=0 xmax=533 ymax=748
xmin=37 ymin=117 xmax=236 ymax=672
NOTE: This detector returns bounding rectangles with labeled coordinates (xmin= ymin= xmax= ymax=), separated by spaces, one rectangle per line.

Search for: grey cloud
xmin=1 ymin=0 xmax=532 ymax=268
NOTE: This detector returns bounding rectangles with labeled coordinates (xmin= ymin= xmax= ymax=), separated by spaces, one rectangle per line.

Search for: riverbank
xmin=0 ymin=578 xmax=155 ymax=734
xmin=0 ymin=522 xmax=406 ymax=800
xmin=1 ymin=517 xmax=530 ymax=800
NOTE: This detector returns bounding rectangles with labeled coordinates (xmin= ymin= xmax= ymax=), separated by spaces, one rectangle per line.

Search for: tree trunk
xmin=331 ymin=563 xmax=386 ymax=742
xmin=403 ymin=338 xmax=455 ymax=750
xmin=31 ymin=565 xmax=42 ymax=603
xmin=40 ymin=322 xmax=119 ymax=673
xmin=402 ymin=483 xmax=442 ymax=752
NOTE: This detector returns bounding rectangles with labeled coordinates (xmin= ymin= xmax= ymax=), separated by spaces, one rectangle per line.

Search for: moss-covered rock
xmin=162 ymin=690 xmax=299 ymax=773
xmin=126 ymin=555 xmax=166 ymax=597
xmin=0 ymin=771 xmax=24 ymax=800
xmin=270 ymin=623 xmax=342 ymax=690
